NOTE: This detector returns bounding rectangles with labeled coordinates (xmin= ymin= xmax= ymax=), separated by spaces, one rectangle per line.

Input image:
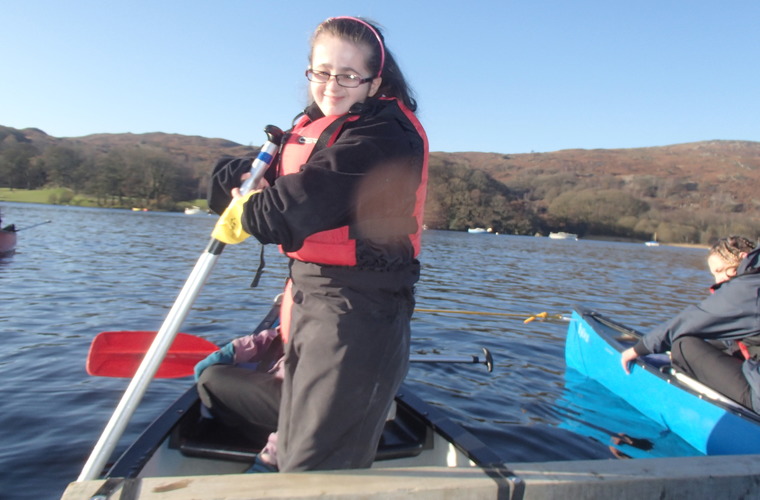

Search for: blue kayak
xmin=565 ymin=306 xmax=760 ymax=455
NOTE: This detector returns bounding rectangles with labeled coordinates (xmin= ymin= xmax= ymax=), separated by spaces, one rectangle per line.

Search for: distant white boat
xmin=184 ymin=206 xmax=202 ymax=215
xmin=468 ymin=227 xmax=493 ymax=234
xmin=645 ymin=233 xmax=660 ymax=246
xmin=549 ymin=232 xmax=578 ymax=240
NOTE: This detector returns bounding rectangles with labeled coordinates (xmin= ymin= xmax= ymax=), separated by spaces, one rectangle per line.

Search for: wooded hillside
xmin=431 ymin=141 xmax=760 ymax=243
xmin=2 ymin=124 xmax=758 ymax=244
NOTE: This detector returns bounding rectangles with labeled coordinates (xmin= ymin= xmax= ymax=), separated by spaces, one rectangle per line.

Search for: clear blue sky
xmin=2 ymin=1 xmax=758 ymax=154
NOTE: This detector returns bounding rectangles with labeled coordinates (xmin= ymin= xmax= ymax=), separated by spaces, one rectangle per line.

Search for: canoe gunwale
xmin=107 ymin=382 xmax=523 ymax=496
xmin=103 ymin=300 xmax=523 ymax=498
xmin=107 ymin=386 xmax=199 ymax=478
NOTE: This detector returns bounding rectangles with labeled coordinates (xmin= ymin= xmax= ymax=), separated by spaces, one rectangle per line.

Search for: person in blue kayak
xmin=199 ymin=16 xmax=428 ymax=472
xmin=621 ymin=235 xmax=760 ymax=411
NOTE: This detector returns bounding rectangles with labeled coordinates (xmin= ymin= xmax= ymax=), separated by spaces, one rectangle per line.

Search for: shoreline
xmin=0 ymin=193 xmax=713 ymax=248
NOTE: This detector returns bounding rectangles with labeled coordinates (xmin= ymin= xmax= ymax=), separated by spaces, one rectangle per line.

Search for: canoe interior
xmin=109 ymin=383 xmax=494 ymax=479
xmin=106 ymin=302 xmax=510 ymax=480
xmin=566 ymin=305 xmax=760 ymax=455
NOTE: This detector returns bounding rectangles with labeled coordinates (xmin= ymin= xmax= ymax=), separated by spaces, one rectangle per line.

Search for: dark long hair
xmin=311 ymin=17 xmax=417 ymax=112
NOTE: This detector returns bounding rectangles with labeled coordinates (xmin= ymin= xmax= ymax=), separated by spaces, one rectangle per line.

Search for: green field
xmin=0 ymin=188 xmax=207 ymax=212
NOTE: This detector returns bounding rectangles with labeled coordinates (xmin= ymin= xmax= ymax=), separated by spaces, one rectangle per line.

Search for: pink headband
xmin=328 ymin=16 xmax=385 ymax=78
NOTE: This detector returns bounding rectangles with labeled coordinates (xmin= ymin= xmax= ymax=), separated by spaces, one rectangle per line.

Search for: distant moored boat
xmin=549 ymin=232 xmax=578 ymax=240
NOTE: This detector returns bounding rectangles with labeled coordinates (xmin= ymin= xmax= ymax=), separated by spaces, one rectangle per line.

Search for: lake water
xmin=0 ymin=202 xmax=710 ymax=499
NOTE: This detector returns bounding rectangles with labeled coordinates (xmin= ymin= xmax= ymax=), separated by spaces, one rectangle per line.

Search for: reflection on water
xmin=555 ymin=368 xmax=699 ymax=459
xmin=1 ymin=202 xmax=711 ymax=499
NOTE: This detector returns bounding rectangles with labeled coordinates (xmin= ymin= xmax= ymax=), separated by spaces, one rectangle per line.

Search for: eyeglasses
xmin=305 ymin=69 xmax=373 ymax=88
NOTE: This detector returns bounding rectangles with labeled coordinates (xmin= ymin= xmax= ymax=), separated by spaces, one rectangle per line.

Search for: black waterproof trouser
xmin=197 ymin=365 xmax=282 ymax=442
xmin=276 ymin=261 xmax=415 ymax=472
xmin=671 ymin=336 xmax=753 ymax=408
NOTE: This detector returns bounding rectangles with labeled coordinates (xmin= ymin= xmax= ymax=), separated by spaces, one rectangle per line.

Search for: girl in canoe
xmin=621 ymin=235 xmax=760 ymax=412
xmin=202 ymin=16 xmax=428 ymax=472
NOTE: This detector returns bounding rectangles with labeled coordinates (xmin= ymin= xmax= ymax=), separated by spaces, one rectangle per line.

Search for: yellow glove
xmin=211 ymin=190 xmax=259 ymax=244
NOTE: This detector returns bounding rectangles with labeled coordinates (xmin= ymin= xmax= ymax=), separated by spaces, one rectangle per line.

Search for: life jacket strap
xmin=249 ymin=245 xmax=266 ymax=288
xmin=738 ymin=340 xmax=751 ymax=360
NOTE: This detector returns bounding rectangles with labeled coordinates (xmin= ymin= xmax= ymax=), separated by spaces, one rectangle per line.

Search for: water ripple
xmin=1 ymin=202 xmax=712 ymax=499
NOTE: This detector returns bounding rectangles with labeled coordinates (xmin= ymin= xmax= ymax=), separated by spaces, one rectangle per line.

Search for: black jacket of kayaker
xmin=633 ymin=247 xmax=760 ymax=410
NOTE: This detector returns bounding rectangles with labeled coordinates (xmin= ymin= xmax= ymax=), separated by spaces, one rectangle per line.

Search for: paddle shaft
xmin=554 ymin=408 xmax=653 ymax=451
xmin=411 ymin=354 xmax=483 ymax=363
xmin=412 ymin=347 xmax=494 ymax=372
xmin=15 ymin=219 xmax=52 ymax=231
xmin=87 ymin=330 xmax=495 ymax=377
xmin=78 ymin=126 xmax=283 ymax=482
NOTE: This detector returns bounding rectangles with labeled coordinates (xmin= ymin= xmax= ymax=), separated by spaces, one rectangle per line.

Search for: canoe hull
xmin=0 ymin=229 xmax=17 ymax=256
xmin=107 ymin=382 xmax=513 ymax=479
xmin=566 ymin=306 xmax=760 ymax=455
xmin=100 ymin=303 xmax=520 ymax=496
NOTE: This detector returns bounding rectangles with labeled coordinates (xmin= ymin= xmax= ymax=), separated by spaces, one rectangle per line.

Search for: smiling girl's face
xmin=309 ymin=34 xmax=382 ymax=116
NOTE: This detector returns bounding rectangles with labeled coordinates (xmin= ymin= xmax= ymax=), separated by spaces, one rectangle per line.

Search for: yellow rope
xmin=414 ymin=308 xmax=565 ymax=323
xmin=523 ymin=311 xmax=561 ymax=323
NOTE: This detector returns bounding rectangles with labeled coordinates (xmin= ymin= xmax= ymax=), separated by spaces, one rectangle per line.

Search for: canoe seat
xmin=169 ymin=414 xmax=264 ymax=463
xmin=170 ymin=401 xmax=430 ymax=464
xmin=375 ymin=401 xmax=431 ymax=461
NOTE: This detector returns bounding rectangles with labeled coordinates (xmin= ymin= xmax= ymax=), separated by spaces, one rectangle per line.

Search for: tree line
xmin=1 ymin=134 xmax=199 ymax=210
xmin=2 ymin=126 xmax=758 ymax=244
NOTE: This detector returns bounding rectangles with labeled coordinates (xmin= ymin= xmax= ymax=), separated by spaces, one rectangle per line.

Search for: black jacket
xmin=635 ymin=248 xmax=760 ymax=357
xmin=208 ymin=97 xmax=425 ymax=272
xmin=634 ymin=247 xmax=760 ymax=409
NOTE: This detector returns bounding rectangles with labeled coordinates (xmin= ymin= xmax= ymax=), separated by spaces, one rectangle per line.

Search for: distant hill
xmin=434 ymin=140 xmax=760 ymax=215
xmin=427 ymin=140 xmax=760 ymax=242
xmin=2 ymin=125 xmax=759 ymax=243
xmin=3 ymin=126 xmax=258 ymax=180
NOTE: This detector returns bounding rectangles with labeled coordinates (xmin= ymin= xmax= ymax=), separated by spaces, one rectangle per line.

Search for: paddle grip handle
xmin=239 ymin=125 xmax=285 ymax=195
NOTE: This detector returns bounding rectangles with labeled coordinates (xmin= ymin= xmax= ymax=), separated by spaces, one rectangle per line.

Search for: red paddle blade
xmin=87 ymin=331 xmax=218 ymax=378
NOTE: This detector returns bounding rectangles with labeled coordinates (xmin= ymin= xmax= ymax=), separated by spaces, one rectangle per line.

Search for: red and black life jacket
xmin=276 ymin=97 xmax=428 ymax=266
